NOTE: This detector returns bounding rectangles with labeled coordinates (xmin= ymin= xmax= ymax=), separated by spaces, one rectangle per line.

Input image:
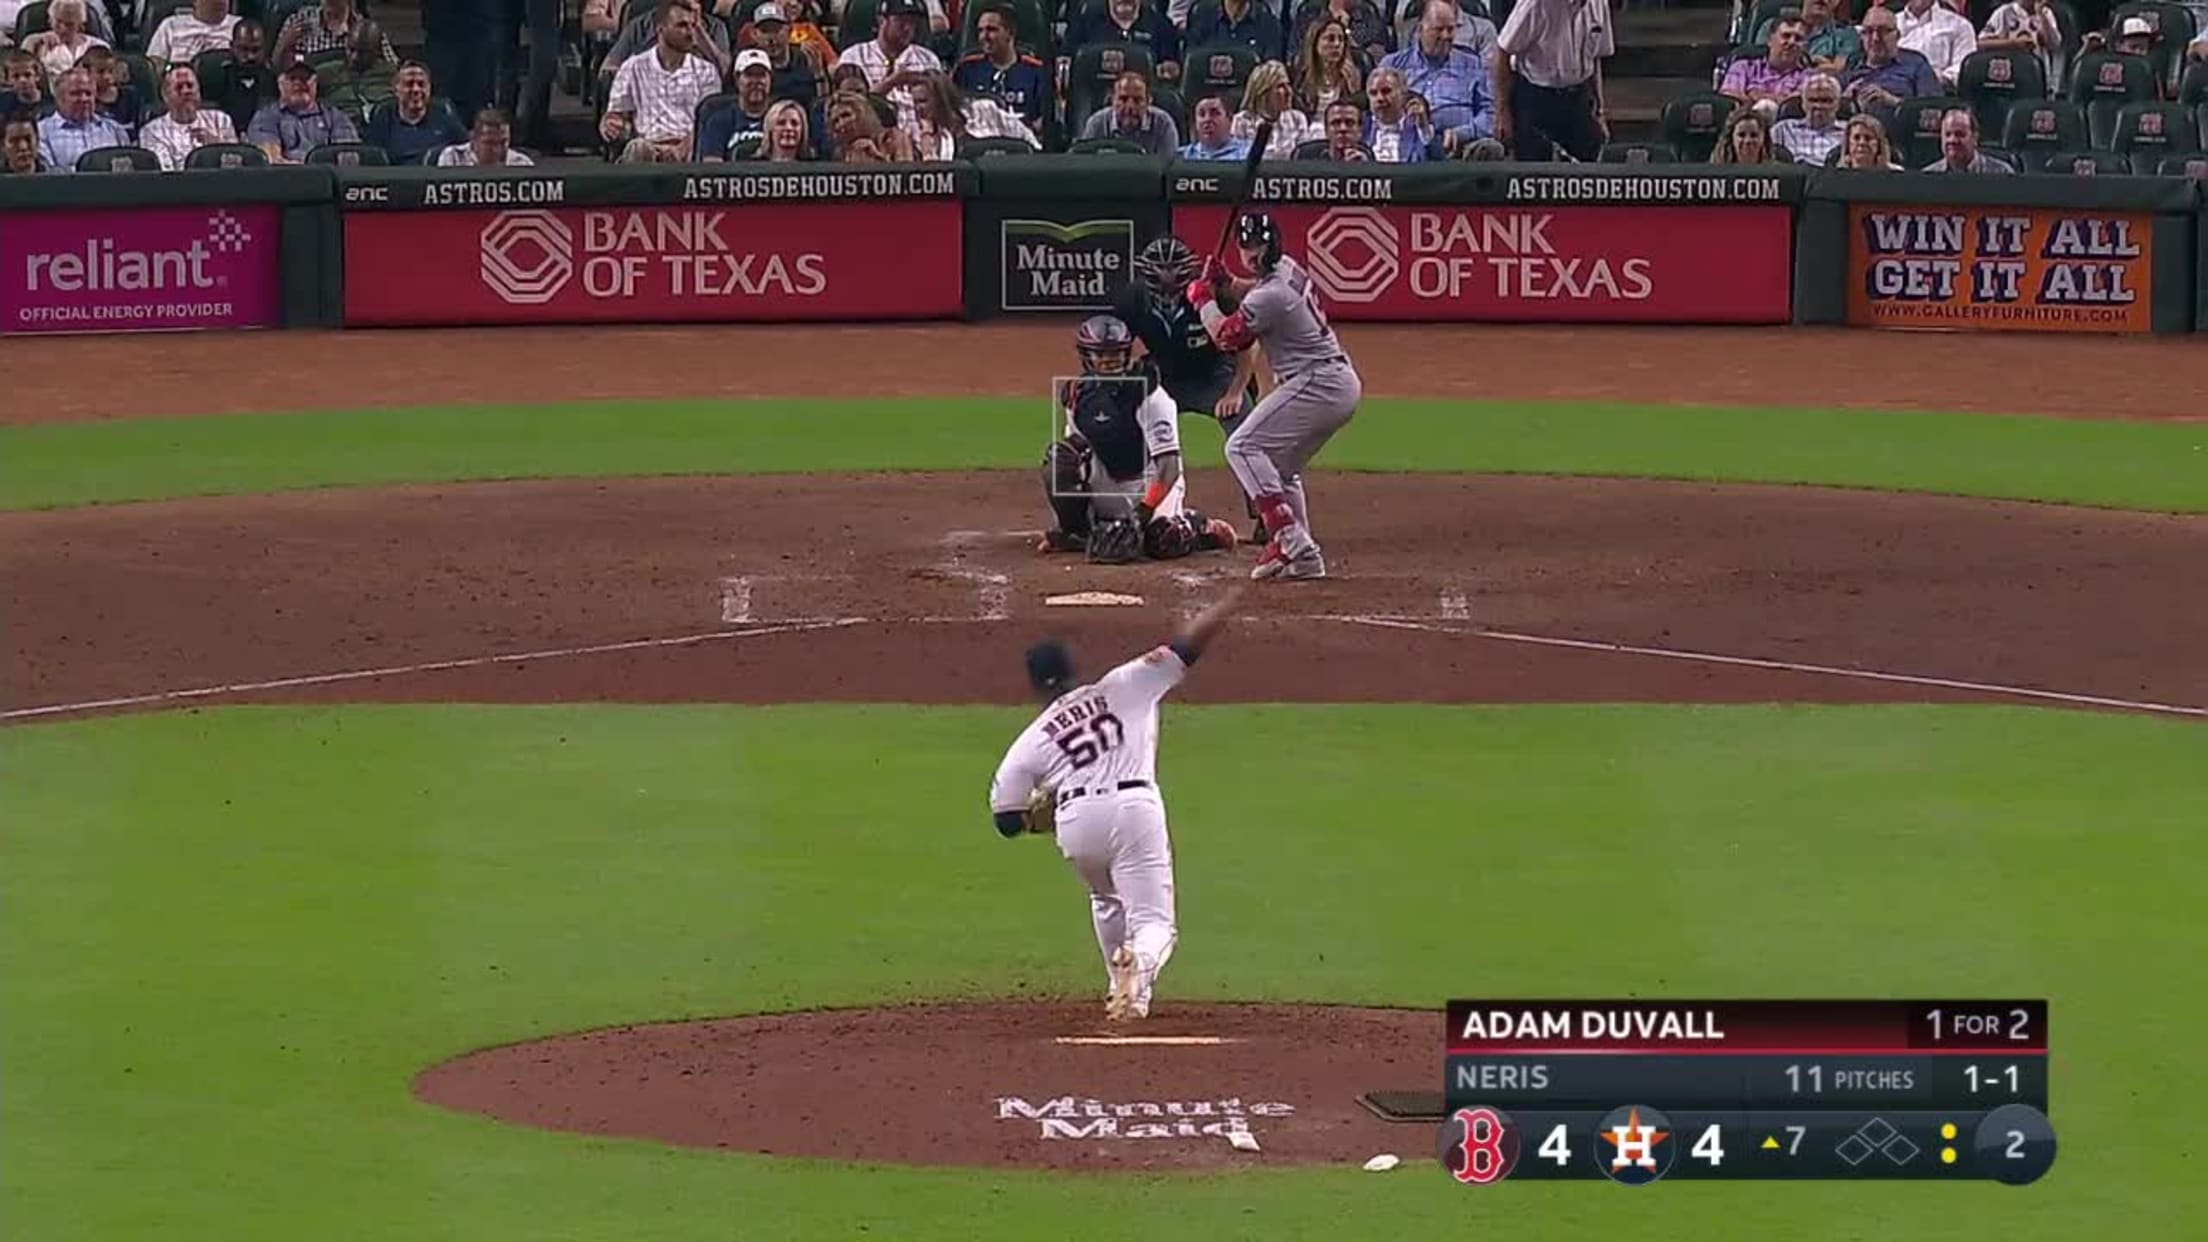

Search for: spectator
xmin=247 ymin=58 xmax=359 ymax=161
xmin=1298 ymin=0 xmax=1394 ymax=66
xmin=1449 ymin=0 xmax=1499 ymax=65
xmin=25 ymin=1 xmax=109 ymax=86
xmin=2193 ymin=30 xmax=2207 ymax=62
xmin=81 ymin=48 xmax=141 ymax=133
xmin=1180 ymin=92 xmax=1252 ymax=158
xmin=216 ymin=19 xmax=276 ymax=133
xmin=5 ymin=0 xmax=115 ymax=44
xmin=3 ymin=115 xmax=43 ymax=172
xmin=752 ymin=96 xmax=809 ymax=159
xmin=1381 ymin=0 xmax=1495 ymax=153
xmin=1295 ymin=17 xmax=1366 ymax=113
xmin=1922 ymin=106 xmax=2015 ymax=170
xmin=600 ymin=0 xmax=724 ymax=162
xmin=2085 ymin=15 xmax=2160 ymax=65
xmin=1756 ymin=0 xmax=1857 ymax=73
xmin=1492 ymin=0 xmax=1611 ymax=162
xmin=828 ymin=0 xmax=951 ymax=39
xmin=1362 ymin=65 xmax=1434 ymax=159
xmin=35 ymin=67 xmax=127 ymax=170
xmin=148 ymin=0 xmax=240 ymax=70
xmin=1190 ymin=0 xmax=1287 ymax=64
xmin=601 ymin=0 xmax=734 ymax=90
xmin=1068 ymin=0 xmax=1182 ymax=82
xmin=1710 ymin=108 xmax=1780 ymax=163
xmin=747 ymin=4 xmax=818 ymax=105
xmin=274 ymin=0 xmax=393 ymax=70
xmin=824 ymin=89 xmax=914 ymax=160
xmin=1839 ymin=112 xmax=1901 ymax=169
xmin=726 ymin=0 xmax=834 ymax=74
xmin=1897 ymin=0 xmax=1977 ymax=88
xmin=140 ymin=65 xmax=238 ymax=169
xmin=1722 ymin=15 xmax=1810 ymax=120
xmin=1979 ymin=0 xmax=2066 ymax=80
xmin=953 ymin=5 xmax=1048 ymax=135
xmin=700 ymin=46 xmax=776 ymax=158
xmin=319 ymin=19 xmax=398 ymax=121
xmin=908 ymin=68 xmax=1034 ymax=157
xmin=1080 ymin=69 xmax=1180 ymax=153
xmin=1 ymin=52 xmax=43 ymax=124
xmin=437 ymin=106 xmax=535 ymax=164
xmin=843 ymin=0 xmax=941 ymax=131
xmin=1844 ymin=6 xmax=1940 ymax=130
xmin=1231 ymin=60 xmax=1311 ymax=158
xmin=363 ymin=61 xmax=464 ymax=164
xmin=1772 ymin=71 xmax=1845 ymax=164
xmin=1319 ymin=95 xmax=1373 ymax=158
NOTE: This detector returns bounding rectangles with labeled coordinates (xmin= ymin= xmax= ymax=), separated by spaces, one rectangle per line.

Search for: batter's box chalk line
xmin=717 ymin=572 xmax=856 ymax=624
xmin=937 ymin=532 xmax=1013 ymax=620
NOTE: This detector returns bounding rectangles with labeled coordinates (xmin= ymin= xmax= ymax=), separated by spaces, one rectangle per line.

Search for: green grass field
xmin=4 ymin=395 xmax=2202 ymax=1240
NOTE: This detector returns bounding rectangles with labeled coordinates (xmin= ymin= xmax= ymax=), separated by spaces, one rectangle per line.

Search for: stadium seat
xmin=1957 ymin=48 xmax=2046 ymax=141
xmin=2157 ymin=152 xmax=2208 ymax=177
xmin=2042 ymin=148 xmax=2134 ymax=174
xmin=2109 ymin=100 xmax=2198 ymax=172
xmin=1150 ymin=82 xmax=1185 ymax=131
xmin=1068 ymin=136 xmax=1150 ymax=154
xmin=1064 ymin=41 xmax=1157 ymax=135
xmin=192 ymin=48 xmax=232 ymax=99
xmin=692 ymin=91 xmax=739 ymax=145
xmin=1179 ymin=43 xmax=1257 ymax=109
xmin=958 ymin=135 xmax=1036 ymax=157
xmin=74 ymin=144 xmax=160 ymax=172
xmin=120 ymin=52 xmax=161 ymax=123
xmin=306 ymin=141 xmax=389 ymax=166
xmin=1892 ymin=95 xmax=1963 ymax=169
xmin=1290 ymin=137 xmax=1329 ymax=158
xmin=183 ymin=142 xmax=268 ymax=168
xmin=1658 ymin=91 xmax=1737 ymax=163
xmin=2067 ymin=50 xmax=2157 ymax=148
xmin=2000 ymin=99 xmax=2087 ymax=169
xmin=12 ymin=1 xmax=49 ymax=44
xmin=2109 ymin=2 xmax=2197 ymax=97
xmin=1598 ymin=140 xmax=1678 ymax=163
xmin=2178 ymin=60 xmax=2208 ymax=110
xmin=838 ymin=0 xmax=881 ymax=50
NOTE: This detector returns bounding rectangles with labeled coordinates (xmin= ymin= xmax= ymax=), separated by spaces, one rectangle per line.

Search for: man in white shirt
xmin=599 ymin=0 xmax=725 ymax=162
xmin=437 ymin=106 xmax=536 ymax=165
xmin=1492 ymin=0 xmax=1612 ymax=161
xmin=1899 ymin=0 xmax=1978 ymax=87
xmin=839 ymin=0 xmax=940 ymax=131
xmin=148 ymin=0 xmax=241 ymax=69
xmin=140 ymin=64 xmax=239 ymax=169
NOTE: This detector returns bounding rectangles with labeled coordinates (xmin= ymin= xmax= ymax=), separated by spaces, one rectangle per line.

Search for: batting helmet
xmin=1074 ymin=314 xmax=1135 ymax=375
xmin=1236 ymin=212 xmax=1282 ymax=271
xmin=1133 ymin=236 xmax=1199 ymax=305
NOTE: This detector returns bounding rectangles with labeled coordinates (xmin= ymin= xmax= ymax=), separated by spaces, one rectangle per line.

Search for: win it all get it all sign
xmin=1846 ymin=206 xmax=2151 ymax=333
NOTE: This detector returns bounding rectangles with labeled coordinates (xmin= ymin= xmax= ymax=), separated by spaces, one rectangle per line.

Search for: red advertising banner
xmin=1174 ymin=204 xmax=1790 ymax=323
xmin=1 ymin=205 xmax=282 ymax=335
xmin=343 ymin=201 xmax=963 ymax=326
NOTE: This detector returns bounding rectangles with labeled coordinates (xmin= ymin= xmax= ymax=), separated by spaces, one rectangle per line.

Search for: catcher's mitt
xmin=1025 ymin=786 xmax=1059 ymax=835
xmin=1087 ymin=518 xmax=1143 ymax=564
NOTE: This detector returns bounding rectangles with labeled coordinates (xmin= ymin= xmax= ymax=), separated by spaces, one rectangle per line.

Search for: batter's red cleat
xmin=1036 ymin=529 xmax=1084 ymax=554
xmin=1250 ymin=538 xmax=1291 ymax=580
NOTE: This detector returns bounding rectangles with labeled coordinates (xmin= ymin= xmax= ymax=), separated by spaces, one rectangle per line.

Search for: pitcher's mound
xmin=415 ymin=1001 xmax=1441 ymax=1171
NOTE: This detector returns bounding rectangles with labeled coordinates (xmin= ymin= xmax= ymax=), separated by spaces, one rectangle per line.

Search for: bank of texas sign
xmin=995 ymin=1095 xmax=1295 ymax=1140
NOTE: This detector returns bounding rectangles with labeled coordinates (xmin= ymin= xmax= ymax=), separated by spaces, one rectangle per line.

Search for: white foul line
xmin=0 ymin=618 xmax=868 ymax=722
xmin=1052 ymin=1035 xmax=1242 ymax=1046
xmin=1330 ymin=615 xmax=2208 ymax=720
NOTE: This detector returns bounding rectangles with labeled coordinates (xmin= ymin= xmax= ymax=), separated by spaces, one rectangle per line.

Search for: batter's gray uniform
xmin=1224 ymin=255 xmax=1362 ymax=552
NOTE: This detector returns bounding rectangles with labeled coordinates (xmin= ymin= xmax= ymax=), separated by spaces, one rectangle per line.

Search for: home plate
xmin=1045 ymin=592 xmax=1146 ymax=607
xmin=1053 ymin=1035 xmax=1242 ymax=1046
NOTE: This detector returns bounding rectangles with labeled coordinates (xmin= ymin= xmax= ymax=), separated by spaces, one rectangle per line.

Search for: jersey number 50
xmin=1055 ymin=713 xmax=1125 ymax=769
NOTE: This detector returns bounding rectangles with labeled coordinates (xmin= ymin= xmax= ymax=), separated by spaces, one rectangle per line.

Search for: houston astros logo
xmin=1988 ymin=57 xmax=2012 ymax=83
xmin=479 ymin=210 xmax=574 ymax=304
xmin=1595 ymin=1104 xmax=1675 ymax=1185
xmin=1302 ymin=207 xmax=1399 ymax=304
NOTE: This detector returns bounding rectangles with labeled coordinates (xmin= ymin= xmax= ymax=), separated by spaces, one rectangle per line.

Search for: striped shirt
xmin=1232 ymin=107 xmax=1311 ymax=158
xmin=140 ymin=107 xmax=240 ymax=170
xmin=1379 ymin=44 xmax=1495 ymax=142
xmin=278 ymin=9 xmax=396 ymax=64
xmin=606 ymin=47 xmax=723 ymax=143
xmin=35 ymin=111 xmax=131 ymax=172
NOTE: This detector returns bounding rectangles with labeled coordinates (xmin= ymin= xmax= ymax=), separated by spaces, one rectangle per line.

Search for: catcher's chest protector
xmin=1067 ymin=378 xmax=1150 ymax=483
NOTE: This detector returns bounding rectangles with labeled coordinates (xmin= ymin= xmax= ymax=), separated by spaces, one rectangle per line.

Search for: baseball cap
xmin=279 ymin=60 xmax=317 ymax=80
xmin=2118 ymin=15 xmax=2153 ymax=36
xmin=880 ymin=0 xmax=922 ymax=16
xmin=752 ymin=1 xmax=787 ymax=24
xmin=735 ymin=48 xmax=772 ymax=74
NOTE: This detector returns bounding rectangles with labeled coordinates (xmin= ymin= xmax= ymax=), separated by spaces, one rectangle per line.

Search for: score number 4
xmin=1531 ymin=1124 xmax=1730 ymax=1167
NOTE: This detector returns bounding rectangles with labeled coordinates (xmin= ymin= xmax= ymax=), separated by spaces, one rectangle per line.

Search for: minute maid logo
xmin=1000 ymin=218 xmax=1133 ymax=311
xmin=994 ymin=1095 xmax=1294 ymax=1140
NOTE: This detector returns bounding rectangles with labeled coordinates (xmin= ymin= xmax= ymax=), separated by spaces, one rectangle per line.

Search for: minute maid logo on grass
xmin=995 ymin=1095 xmax=1293 ymax=1140
xmin=1000 ymin=218 xmax=1133 ymax=311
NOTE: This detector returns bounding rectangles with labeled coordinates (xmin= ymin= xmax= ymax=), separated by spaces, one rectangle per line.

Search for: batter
xmin=987 ymin=588 xmax=1245 ymax=1022
xmin=1188 ymin=213 xmax=1364 ymax=581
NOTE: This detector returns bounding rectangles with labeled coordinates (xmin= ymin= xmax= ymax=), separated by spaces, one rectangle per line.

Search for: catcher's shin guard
xmin=1042 ymin=439 xmax=1091 ymax=538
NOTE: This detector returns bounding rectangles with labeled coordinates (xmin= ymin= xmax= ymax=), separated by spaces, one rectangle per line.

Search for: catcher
xmin=1038 ymin=315 xmax=1240 ymax=564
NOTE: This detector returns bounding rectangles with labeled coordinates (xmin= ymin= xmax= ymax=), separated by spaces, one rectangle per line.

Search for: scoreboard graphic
xmin=1437 ymin=1000 xmax=2053 ymax=1185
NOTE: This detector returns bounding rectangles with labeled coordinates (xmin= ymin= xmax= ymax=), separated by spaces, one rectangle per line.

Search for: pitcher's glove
xmin=1025 ymin=786 xmax=1059 ymax=835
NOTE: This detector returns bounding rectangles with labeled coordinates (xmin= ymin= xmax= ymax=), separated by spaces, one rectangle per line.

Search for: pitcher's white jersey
xmin=989 ymin=644 xmax=1190 ymax=812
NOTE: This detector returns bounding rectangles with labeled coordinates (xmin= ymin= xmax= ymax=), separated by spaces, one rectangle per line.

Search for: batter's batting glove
xmin=1202 ymin=255 xmax=1227 ymax=284
xmin=1186 ymin=278 xmax=1215 ymax=307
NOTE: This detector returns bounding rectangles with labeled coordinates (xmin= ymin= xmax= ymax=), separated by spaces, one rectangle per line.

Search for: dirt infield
xmin=417 ymin=1003 xmax=1436 ymax=1172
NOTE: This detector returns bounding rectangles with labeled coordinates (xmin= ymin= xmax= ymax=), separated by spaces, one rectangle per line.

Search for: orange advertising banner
xmin=1846 ymin=205 xmax=2152 ymax=333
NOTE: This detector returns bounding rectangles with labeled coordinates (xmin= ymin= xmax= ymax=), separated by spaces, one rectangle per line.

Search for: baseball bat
xmin=1208 ymin=118 xmax=1274 ymax=271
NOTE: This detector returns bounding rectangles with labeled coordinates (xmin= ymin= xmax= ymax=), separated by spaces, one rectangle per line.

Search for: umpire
xmin=1491 ymin=0 xmax=1614 ymax=162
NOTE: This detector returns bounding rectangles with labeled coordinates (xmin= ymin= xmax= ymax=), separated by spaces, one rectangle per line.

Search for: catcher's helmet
xmin=1133 ymin=236 xmax=1199 ymax=304
xmin=1236 ymin=212 xmax=1282 ymax=271
xmin=1075 ymin=314 xmax=1135 ymax=374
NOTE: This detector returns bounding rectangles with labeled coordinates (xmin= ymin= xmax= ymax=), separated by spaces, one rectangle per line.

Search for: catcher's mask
xmin=1025 ymin=640 xmax=1076 ymax=698
xmin=1075 ymin=314 xmax=1136 ymax=375
xmin=1133 ymin=236 xmax=1199 ymax=305
xmin=1236 ymin=212 xmax=1282 ymax=272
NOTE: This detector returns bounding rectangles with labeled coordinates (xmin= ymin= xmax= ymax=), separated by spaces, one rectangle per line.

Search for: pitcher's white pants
xmin=1055 ymin=787 xmax=1176 ymax=1015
